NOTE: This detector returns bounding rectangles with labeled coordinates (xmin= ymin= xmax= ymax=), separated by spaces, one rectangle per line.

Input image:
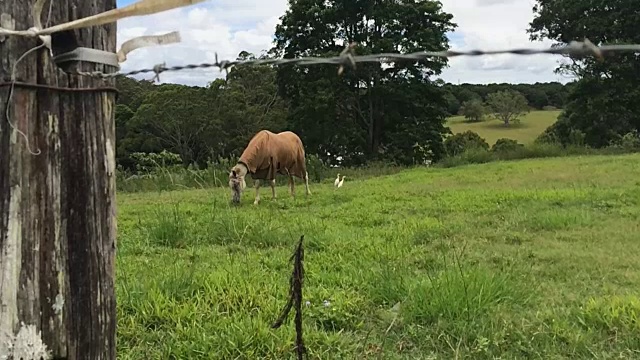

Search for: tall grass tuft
xmin=143 ymin=202 xmax=190 ymax=248
xmin=402 ymin=240 xmax=534 ymax=326
xmin=403 ymin=266 xmax=529 ymax=325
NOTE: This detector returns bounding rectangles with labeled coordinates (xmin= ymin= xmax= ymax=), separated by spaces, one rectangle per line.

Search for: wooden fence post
xmin=0 ymin=0 xmax=117 ymax=359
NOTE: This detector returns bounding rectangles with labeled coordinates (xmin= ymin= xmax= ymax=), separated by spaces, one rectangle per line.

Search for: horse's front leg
xmin=270 ymin=179 xmax=277 ymax=200
xmin=253 ymin=179 xmax=261 ymax=205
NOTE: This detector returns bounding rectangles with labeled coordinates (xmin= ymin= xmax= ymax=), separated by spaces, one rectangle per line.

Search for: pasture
xmin=447 ymin=109 xmax=561 ymax=145
xmin=116 ymin=153 xmax=640 ymax=359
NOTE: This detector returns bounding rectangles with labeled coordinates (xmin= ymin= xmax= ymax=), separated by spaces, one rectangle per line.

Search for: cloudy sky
xmin=114 ymin=0 xmax=574 ymax=86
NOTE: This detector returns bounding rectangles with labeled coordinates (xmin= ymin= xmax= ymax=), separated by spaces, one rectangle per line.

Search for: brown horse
xmin=229 ymin=130 xmax=311 ymax=205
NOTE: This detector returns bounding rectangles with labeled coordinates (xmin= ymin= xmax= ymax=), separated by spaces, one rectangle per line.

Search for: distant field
xmin=447 ymin=109 xmax=561 ymax=145
xmin=116 ymin=153 xmax=640 ymax=359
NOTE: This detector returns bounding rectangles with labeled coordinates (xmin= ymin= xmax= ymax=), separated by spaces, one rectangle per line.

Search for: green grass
xmin=116 ymin=153 xmax=640 ymax=359
xmin=447 ymin=109 xmax=561 ymax=145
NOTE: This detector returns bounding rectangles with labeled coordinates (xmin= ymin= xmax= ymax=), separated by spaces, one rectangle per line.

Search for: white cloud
xmin=116 ymin=0 xmax=574 ymax=86
xmin=438 ymin=0 xmax=574 ymax=84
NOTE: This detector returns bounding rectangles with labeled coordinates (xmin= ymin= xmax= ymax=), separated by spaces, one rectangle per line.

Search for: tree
xmin=115 ymin=75 xmax=156 ymax=111
xmin=217 ymin=52 xmax=289 ymax=158
xmin=486 ymin=90 xmax=530 ymax=126
xmin=113 ymin=51 xmax=290 ymax=171
xmin=115 ymin=104 xmax=136 ymax=169
xmin=459 ymin=99 xmax=486 ymax=122
xmin=125 ymin=84 xmax=223 ymax=167
xmin=455 ymin=87 xmax=483 ymax=106
xmin=442 ymin=88 xmax=461 ymax=116
xmin=528 ymin=0 xmax=640 ymax=147
xmin=272 ymin=0 xmax=456 ymax=165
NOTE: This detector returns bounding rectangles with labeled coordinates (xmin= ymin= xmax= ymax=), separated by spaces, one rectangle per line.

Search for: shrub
xmin=491 ymin=138 xmax=524 ymax=153
xmin=444 ymin=130 xmax=490 ymax=157
xmin=620 ymin=130 xmax=640 ymax=150
xmin=535 ymin=126 xmax=562 ymax=145
xmin=130 ymin=150 xmax=183 ymax=173
xmin=542 ymin=105 xmax=558 ymax=111
xmin=305 ymin=153 xmax=331 ymax=182
xmin=567 ymin=128 xmax=586 ymax=146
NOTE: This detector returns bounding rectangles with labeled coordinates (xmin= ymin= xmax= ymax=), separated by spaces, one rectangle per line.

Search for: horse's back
xmin=274 ymin=131 xmax=303 ymax=149
xmin=242 ymin=129 xmax=306 ymax=178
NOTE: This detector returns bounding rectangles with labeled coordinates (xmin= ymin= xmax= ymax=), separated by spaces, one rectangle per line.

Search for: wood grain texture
xmin=0 ymin=0 xmax=117 ymax=359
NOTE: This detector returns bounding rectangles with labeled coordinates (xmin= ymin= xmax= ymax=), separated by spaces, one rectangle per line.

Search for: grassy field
xmin=447 ymin=109 xmax=561 ymax=145
xmin=116 ymin=153 xmax=640 ymax=359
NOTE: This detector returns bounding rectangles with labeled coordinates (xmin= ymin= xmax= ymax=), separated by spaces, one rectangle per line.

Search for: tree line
xmin=114 ymin=0 xmax=639 ymax=172
xmin=114 ymin=71 xmax=570 ymax=170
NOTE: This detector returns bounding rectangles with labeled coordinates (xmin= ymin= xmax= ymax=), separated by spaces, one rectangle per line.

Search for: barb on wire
xmin=75 ymin=38 xmax=640 ymax=81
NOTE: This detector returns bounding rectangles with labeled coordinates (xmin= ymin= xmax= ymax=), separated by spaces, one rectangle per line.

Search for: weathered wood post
xmin=0 ymin=0 xmax=117 ymax=359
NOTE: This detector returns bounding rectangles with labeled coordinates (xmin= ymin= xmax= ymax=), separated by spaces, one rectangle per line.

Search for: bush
xmin=436 ymin=147 xmax=491 ymax=168
xmin=491 ymin=138 xmax=524 ymax=153
xmin=305 ymin=153 xmax=331 ymax=182
xmin=620 ymin=130 xmax=640 ymax=150
xmin=542 ymin=105 xmax=558 ymax=111
xmin=130 ymin=150 xmax=183 ymax=173
xmin=535 ymin=127 xmax=562 ymax=145
xmin=567 ymin=128 xmax=586 ymax=146
xmin=444 ymin=130 xmax=490 ymax=157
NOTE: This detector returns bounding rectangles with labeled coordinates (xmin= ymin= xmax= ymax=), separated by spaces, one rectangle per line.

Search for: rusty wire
xmin=72 ymin=38 xmax=640 ymax=81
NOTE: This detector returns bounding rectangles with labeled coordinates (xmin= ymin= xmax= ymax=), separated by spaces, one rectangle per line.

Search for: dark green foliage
xmin=528 ymin=0 xmax=640 ymax=148
xmin=114 ymin=52 xmax=287 ymax=171
xmin=491 ymin=138 xmax=524 ymax=153
xmin=272 ymin=0 xmax=456 ymax=166
xmin=618 ymin=131 xmax=640 ymax=150
xmin=486 ymin=90 xmax=530 ymax=126
xmin=111 ymin=0 xmax=635 ymax=172
xmin=441 ymin=82 xmax=570 ymax=116
xmin=114 ymin=74 xmax=576 ymax=172
xmin=444 ymin=131 xmax=490 ymax=157
xmin=459 ymin=99 xmax=486 ymax=122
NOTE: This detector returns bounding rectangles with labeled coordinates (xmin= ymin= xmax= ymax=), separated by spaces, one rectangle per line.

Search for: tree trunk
xmin=0 ymin=0 xmax=117 ymax=359
xmin=366 ymin=77 xmax=382 ymax=158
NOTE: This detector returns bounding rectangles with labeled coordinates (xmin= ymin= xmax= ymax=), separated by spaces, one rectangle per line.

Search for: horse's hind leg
xmin=304 ymin=171 xmax=311 ymax=196
xmin=289 ymin=175 xmax=295 ymax=197
xmin=253 ymin=179 xmax=261 ymax=205
xmin=270 ymin=179 xmax=277 ymax=200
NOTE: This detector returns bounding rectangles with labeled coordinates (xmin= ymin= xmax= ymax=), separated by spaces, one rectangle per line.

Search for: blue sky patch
xmin=116 ymin=0 xmax=135 ymax=6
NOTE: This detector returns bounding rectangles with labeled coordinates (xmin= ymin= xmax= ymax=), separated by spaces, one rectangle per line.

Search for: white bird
xmin=334 ymin=173 xmax=341 ymax=187
xmin=337 ymin=175 xmax=345 ymax=188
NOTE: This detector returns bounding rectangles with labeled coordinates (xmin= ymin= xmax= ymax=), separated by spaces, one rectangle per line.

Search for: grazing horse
xmin=228 ymin=130 xmax=311 ymax=205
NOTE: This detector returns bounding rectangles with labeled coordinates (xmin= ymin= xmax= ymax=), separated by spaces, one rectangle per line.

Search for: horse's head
xmin=228 ymin=164 xmax=247 ymax=204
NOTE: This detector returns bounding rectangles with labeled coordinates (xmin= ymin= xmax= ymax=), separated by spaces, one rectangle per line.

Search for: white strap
xmin=53 ymin=47 xmax=120 ymax=68
xmin=117 ymin=31 xmax=181 ymax=63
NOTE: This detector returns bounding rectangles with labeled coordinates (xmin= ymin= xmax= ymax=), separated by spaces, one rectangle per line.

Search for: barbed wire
xmin=75 ymin=39 xmax=640 ymax=80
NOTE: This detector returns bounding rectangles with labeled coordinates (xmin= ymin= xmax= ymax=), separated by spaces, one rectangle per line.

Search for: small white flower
xmin=323 ymin=300 xmax=331 ymax=307
xmin=305 ymin=301 xmax=311 ymax=307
